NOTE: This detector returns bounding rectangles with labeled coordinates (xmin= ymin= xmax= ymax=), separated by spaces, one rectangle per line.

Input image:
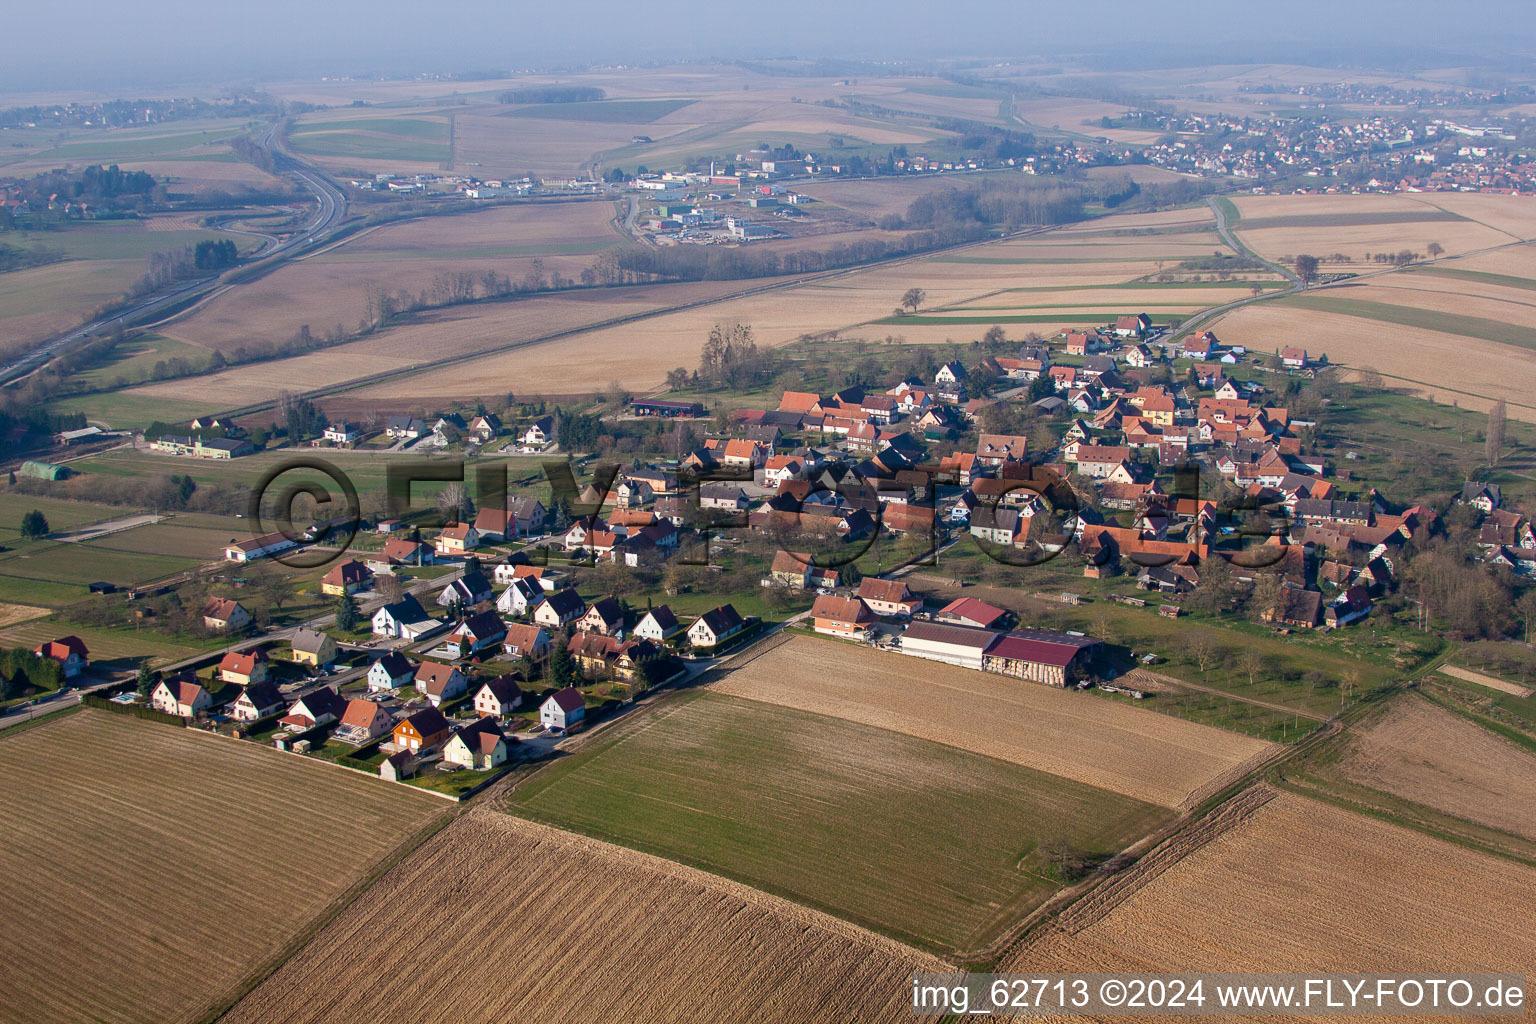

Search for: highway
xmin=0 ymin=119 xmax=349 ymax=387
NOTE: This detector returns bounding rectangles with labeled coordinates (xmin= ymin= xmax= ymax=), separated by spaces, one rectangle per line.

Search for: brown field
xmin=1329 ymin=695 xmax=1536 ymax=841
xmin=1438 ymin=664 xmax=1536 ymax=698
xmin=157 ymin=201 xmax=623 ymax=352
xmin=223 ymin=808 xmax=943 ymax=1024
xmin=0 ymin=710 xmax=446 ymax=1024
xmin=1010 ymin=97 xmax=1163 ymax=144
xmin=1229 ymin=193 xmax=1521 ymax=265
xmin=1009 ymin=792 xmax=1536 ymax=1019
xmin=1321 ymin=278 xmax=1536 ymax=327
xmin=0 ymin=601 xmax=48 ymax=628
xmin=1209 ymin=301 xmax=1536 ymax=420
xmin=133 ymin=278 xmax=755 ymax=409
xmin=707 ymin=635 xmax=1274 ymax=809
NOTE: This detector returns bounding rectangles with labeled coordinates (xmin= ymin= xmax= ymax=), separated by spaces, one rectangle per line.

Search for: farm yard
xmin=222 ymin=809 xmax=942 ymax=1024
xmin=1009 ymin=792 xmax=1536 ymax=999
xmin=0 ymin=710 xmax=447 ymax=1024
xmin=505 ymin=689 xmax=1174 ymax=957
xmin=708 ymin=635 xmax=1274 ymax=809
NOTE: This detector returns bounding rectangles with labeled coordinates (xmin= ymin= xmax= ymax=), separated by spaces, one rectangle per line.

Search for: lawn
xmin=291 ymin=117 xmax=450 ymax=141
xmin=287 ymin=131 xmax=449 ymax=164
xmin=70 ymin=333 xmax=214 ymax=390
xmin=505 ymin=690 xmax=1172 ymax=957
xmin=0 ymin=620 xmax=199 ymax=669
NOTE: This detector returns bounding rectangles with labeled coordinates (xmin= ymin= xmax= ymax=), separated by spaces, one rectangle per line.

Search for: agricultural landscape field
xmin=0 ymin=710 xmax=446 ymax=1024
xmin=1010 ymin=792 xmax=1536 ymax=1010
xmin=506 ymin=686 xmax=1174 ymax=957
xmin=223 ymin=809 xmax=942 ymax=1024
xmin=708 ymin=635 xmax=1273 ymax=809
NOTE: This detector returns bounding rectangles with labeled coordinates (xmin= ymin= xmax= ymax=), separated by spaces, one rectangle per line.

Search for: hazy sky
xmin=5 ymin=0 xmax=1535 ymax=93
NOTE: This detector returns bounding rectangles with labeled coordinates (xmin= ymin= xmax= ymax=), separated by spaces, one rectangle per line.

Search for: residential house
xmin=231 ymin=681 xmax=286 ymax=723
xmin=289 ymin=628 xmax=338 ymax=668
xmin=975 ymin=433 xmax=1029 ymax=470
xmin=496 ymin=577 xmax=546 ymax=617
xmin=1325 ymin=585 xmax=1373 ymax=627
xmin=534 ymin=589 xmax=587 ymax=630
xmin=768 ymin=549 xmax=838 ymax=590
xmin=634 ymin=605 xmax=685 ymax=643
xmin=321 ymin=559 xmax=373 ymax=596
xmin=969 ymin=505 xmax=1021 ymax=545
xmin=580 ymin=597 xmax=626 ymax=637
xmin=367 ymin=651 xmax=417 ymax=692
xmin=540 ymin=687 xmax=586 ymax=732
xmin=856 ymin=578 xmax=922 ymax=618
xmin=1280 ymin=347 xmax=1309 ymax=369
xmin=323 ymin=423 xmax=359 ymax=446
xmin=1114 ymin=313 xmax=1153 ymax=338
xmin=218 ymin=648 xmax=269 ymax=686
xmin=442 ymin=717 xmax=511 ymax=770
xmin=34 ymin=636 xmax=88 ymax=679
xmin=687 ymin=604 xmax=745 ymax=648
xmin=1460 ymin=482 xmax=1502 ymax=513
xmin=381 ymin=536 xmax=433 ymax=566
xmin=474 ymin=675 xmax=525 ymax=718
xmin=150 ymin=677 xmax=211 ymax=718
xmin=439 ymin=570 xmax=494 ymax=609
xmin=567 ymin=633 xmax=659 ymax=680
xmin=474 ymin=497 xmax=547 ymax=540
xmin=614 ymin=477 xmax=654 ymax=509
xmin=811 ymin=593 xmax=876 ymax=638
xmin=280 ymin=686 xmax=344 ymax=729
xmin=202 ymin=598 xmax=252 ymax=633
xmin=445 ymin=610 xmax=508 ymax=658
xmin=394 ymin=706 xmax=452 ymax=754
xmin=521 ymin=416 xmax=555 ymax=446
xmin=385 ymin=416 xmax=424 ymax=440
xmin=699 ymin=482 xmax=750 ymax=511
xmin=334 ymin=698 xmax=392 ymax=744
xmin=415 ymin=662 xmax=470 ymax=707
xmin=501 ymin=623 xmax=552 ymax=663
xmin=372 ymin=595 xmax=444 ymax=641
xmin=434 ymin=524 xmax=480 ymax=558
xmin=468 ymin=413 xmax=503 ymax=442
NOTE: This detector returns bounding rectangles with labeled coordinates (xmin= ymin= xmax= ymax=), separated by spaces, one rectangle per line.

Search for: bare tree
xmin=1240 ymin=649 xmax=1265 ymax=688
xmin=1427 ymin=241 xmax=1445 ymax=259
xmin=1294 ymin=254 xmax=1319 ymax=286
xmin=437 ymin=482 xmax=473 ymax=525
xmin=1487 ymin=398 xmax=1507 ymax=467
xmin=1190 ymin=636 xmax=1217 ymax=674
xmin=900 ymin=287 xmax=926 ymax=314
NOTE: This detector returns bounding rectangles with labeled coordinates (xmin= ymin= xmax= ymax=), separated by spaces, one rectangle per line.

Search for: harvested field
xmin=224 ymin=809 xmax=942 ymax=1024
xmin=131 ymin=279 xmax=756 ymax=408
xmin=709 ymin=634 xmax=1274 ymax=809
xmin=1229 ymin=193 xmax=1518 ymax=265
xmin=0 ymin=710 xmax=445 ymax=1024
xmin=0 ymin=601 xmax=48 ymax=628
xmin=1209 ymin=300 xmax=1536 ymax=420
xmin=1439 ymin=664 xmax=1536 ymax=699
xmin=1009 ymin=792 xmax=1536 ymax=1016
xmin=506 ymin=690 xmax=1173 ymax=956
xmin=1329 ymin=695 xmax=1536 ymax=841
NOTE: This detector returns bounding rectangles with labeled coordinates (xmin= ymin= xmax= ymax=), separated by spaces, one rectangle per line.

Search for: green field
xmin=0 ymin=492 xmax=123 ymax=538
xmin=502 ymin=99 xmax=695 ymax=123
xmin=1276 ymin=293 xmax=1536 ymax=351
xmin=41 ymin=392 xmax=210 ymax=430
xmin=505 ymin=691 xmax=1171 ymax=957
xmin=0 ymin=619 xmax=198 ymax=669
xmin=70 ymin=333 xmax=213 ymax=389
xmin=287 ymin=130 xmax=449 ymax=164
xmin=1407 ymin=266 xmax=1536 ymax=292
xmin=0 ymin=126 xmax=246 ymax=166
xmin=292 ymin=117 xmax=450 ymax=140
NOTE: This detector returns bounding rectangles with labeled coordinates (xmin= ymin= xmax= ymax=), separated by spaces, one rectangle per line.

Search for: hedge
xmin=82 ymin=694 xmax=186 ymax=727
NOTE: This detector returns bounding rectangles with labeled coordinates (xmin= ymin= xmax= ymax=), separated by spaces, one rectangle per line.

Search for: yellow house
xmin=290 ymin=628 xmax=338 ymax=667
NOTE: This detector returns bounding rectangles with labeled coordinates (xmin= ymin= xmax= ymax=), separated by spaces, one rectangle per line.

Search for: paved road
xmin=0 ymin=119 xmax=349 ymax=388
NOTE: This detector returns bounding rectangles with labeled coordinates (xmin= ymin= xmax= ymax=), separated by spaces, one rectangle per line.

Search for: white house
xmin=367 ymin=651 xmax=418 ymax=692
xmin=496 ymin=577 xmax=545 ymax=617
xmin=540 ymin=687 xmax=586 ymax=732
xmin=473 ymin=675 xmax=525 ymax=718
xmin=633 ymin=605 xmax=684 ymax=643
xmin=372 ymin=595 xmax=445 ymax=641
xmin=150 ymin=678 xmax=211 ymax=718
xmin=230 ymin=681 xmax=285 ymax=723
xmin=442 ymin=717 xmax=510 ymax=770
xmin=687 ymin=604 xmax=744 ymax=648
